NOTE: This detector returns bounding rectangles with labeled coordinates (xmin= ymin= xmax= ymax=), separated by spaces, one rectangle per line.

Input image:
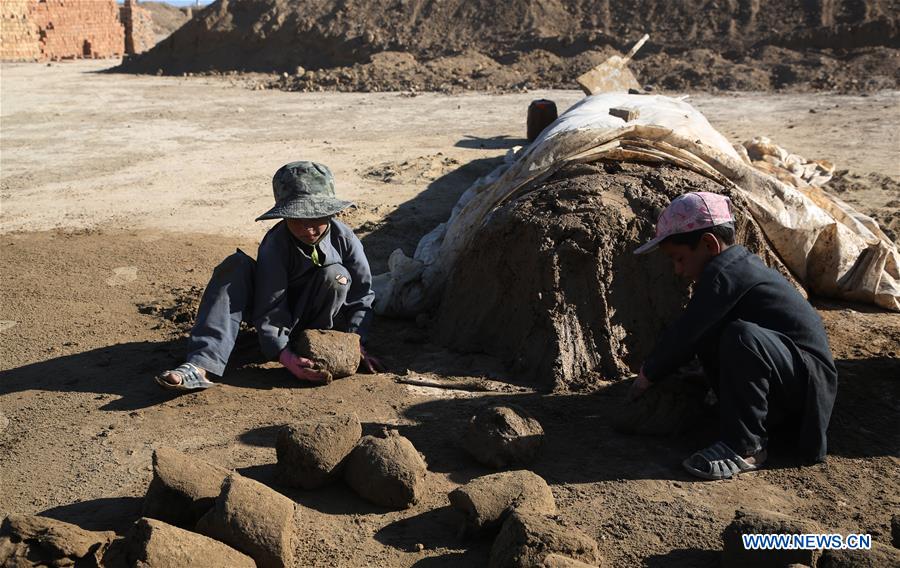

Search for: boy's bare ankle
xmin=744 ymin=448 xmax=767 ymax=465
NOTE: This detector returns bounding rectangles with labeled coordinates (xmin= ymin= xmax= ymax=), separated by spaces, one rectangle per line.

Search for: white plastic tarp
xmin=374 ymin=93 xmax=900 ymax=315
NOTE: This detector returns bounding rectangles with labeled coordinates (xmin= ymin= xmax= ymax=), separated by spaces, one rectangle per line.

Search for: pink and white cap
xmin=634 ymin=192 xmax=734 ymax=254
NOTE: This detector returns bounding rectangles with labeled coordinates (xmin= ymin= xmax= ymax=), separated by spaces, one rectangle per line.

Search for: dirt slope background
xmin=119 ymin=0 xmax=900 ymax=92
xmin=141 ymin=1 xmax=193 ymax=44
xmin=1 ymin=61 xmax=898 ymax=566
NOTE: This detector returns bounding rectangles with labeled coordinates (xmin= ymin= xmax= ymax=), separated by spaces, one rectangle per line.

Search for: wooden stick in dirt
xmin=395 ymin=375 xmax=530 ymax=393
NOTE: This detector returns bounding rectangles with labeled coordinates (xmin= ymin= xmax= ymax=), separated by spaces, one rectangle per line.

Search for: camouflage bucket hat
xmin=255 ymin=161 xmax=354 ymax=221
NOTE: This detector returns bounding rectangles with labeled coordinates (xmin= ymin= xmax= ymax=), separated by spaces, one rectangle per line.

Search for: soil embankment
xmin=118 ymin=0 xmax=900 ymax=93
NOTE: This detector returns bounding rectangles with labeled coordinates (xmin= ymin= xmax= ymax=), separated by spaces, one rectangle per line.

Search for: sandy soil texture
xmin=1 ymin=60 xmax=899 ymax=567
xmin=120 ymin=0 xmax=900 ymax=94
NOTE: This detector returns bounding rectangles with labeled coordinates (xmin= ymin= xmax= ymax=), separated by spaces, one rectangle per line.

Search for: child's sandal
xmin=682 ymin=441 xmax=763 ymax=480
xmin=154 ymin=363 xmax=215 ymax=391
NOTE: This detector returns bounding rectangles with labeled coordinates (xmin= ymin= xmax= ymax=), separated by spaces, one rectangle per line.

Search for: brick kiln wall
xmin=120 ymin=0 xmax=155 ymax=55
xmin=1 ymin=0 xmax=129 ymax=61
xmin=1 ymin=0 xmax=41 ymax=61
xmin=33 ymin=0 xmax=125 ymax=59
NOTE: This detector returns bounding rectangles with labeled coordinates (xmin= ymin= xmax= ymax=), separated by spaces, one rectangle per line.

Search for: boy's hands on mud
xmin=279 ymin=348 xmax=329 ymax=384
xmin=360 ymin=345 xmax=384 ymax=374
xmin=628 ymin=369 xmax=653 ymax=401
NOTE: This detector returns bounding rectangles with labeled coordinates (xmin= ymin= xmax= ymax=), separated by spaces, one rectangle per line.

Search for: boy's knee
xmin=215 ymin=250 xmax=255 ymax=279
xmin=320 ymin=264 xmax=352 ymax=292
xmin=719 ymin=320 xmax=759 ymax=351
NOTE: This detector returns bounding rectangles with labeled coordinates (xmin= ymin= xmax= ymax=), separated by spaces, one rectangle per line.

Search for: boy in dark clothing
xmin=156 ymin=161 xmax=380 ymax=390
xmin=630 ymin=192 xmax=837 ymax=480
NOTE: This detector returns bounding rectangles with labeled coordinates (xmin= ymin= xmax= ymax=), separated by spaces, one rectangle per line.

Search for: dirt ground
xmin=122 ymin=0 xmax=900 ymax=94
xmin=1 ymin=60 xmax=899 ymax=567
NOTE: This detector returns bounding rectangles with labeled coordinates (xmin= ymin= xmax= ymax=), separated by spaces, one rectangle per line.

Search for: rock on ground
xmin=436 ymin=162 xmax=797 ymax=389
xmin=196 ymin=474 xmax=296 ymax=568
xmin=0 ymin=514 xmax=116 ymax=567
xmin=143 ymin=446 xmax=232 ymax=528
xmin=344 ymin=431 xmax=428 ymax=509
xmin=448 ymin=470 xmax=556 ymax=535
xmin=489 ymin=511 xmax=601 ymax=568
xmin=462 ymin=405 xmax=544 ymax=469
xmin=276 ymin=413 xmax=362 ymax=489
xmin=722 ymin=509 xmax=822 ymax=567
xmin=289 ymin=329 xmax=360 ymax=381
xmin=127 ymin=517 xmax=255 ymax=568
xmin=612 ymin=372 xmax=709 ymax=435
xmin=819 ymin=542 xmax=900 ymax=567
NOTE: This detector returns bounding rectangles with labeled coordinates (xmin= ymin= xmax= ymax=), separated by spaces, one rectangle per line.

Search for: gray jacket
xmin=252 ymin=220 xmax=375 ymax=359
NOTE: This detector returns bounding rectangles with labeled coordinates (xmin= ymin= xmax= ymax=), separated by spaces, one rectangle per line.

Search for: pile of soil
xmin=434 ymin=161 xmax=796 ymax=390
xmin=117 ymin=0 xmax=899 ymax=93
xmin=141 ymin=2 xmax=193 ymax=44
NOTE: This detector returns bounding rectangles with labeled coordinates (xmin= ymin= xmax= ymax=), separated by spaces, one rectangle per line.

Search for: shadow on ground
xmin=373 ymin=352 xmax=900 ymax=487
xmin=454 ymin=135 xmax=528 ymax=150
xmin=0 ymin=335 xmax=299 ymax=411
xmin=39 ymin=497 xmax=143 ymax=534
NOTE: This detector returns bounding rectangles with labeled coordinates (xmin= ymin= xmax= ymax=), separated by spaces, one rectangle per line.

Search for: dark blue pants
xmin=705 ymin=320 xmax=809 ymax=456
xmin=185 ymin=250 xmax=351 ymax=376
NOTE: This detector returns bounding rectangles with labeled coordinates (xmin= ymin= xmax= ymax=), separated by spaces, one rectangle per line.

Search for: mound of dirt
xmin=141 ymin=2 xmax=192 ymax=44
xmin=275 ymin=413 xmax=362 ymax=489
xmin=434 ymin=161 xmax=797 ymax=390
xmin=462 ymin=405 xmax=545 ymax=469
xmin=289 ymin=329 xmax=360 ymax=381
xmin=116 ymin=0 xmax=899 ymax=93
xmin=343 ymin=431 xmax=428 ymax=509
xmin=142 ymin=447 xmax=231 ymax=528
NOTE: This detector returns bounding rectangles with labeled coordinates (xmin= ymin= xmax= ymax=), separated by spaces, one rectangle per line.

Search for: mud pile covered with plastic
xmin=434 ymin=161 xmax=795 ymax=390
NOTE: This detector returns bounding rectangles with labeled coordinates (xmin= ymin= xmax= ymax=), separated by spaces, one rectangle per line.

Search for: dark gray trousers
xmin=185 ymin=250 xmax=351 ymax=376
xmin=705 ymin=320 xmax=809 ymax=456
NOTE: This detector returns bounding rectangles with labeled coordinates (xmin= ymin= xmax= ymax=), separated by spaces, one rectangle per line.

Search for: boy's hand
xmin=360 ymin=345 xmax=384 ymax=374
xmin=279 ymin=348 xmax=329 ymax=384
xmin=628 ymin=368 xmax=653 ymax=401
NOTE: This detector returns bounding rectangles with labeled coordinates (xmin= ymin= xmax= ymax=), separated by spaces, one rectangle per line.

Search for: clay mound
xmin=448 ymin=470 xmax=557 ymax=535
xmin=115 ymin=0 xmax=899 ymax=92
xmin=344 ymin=431 xmax=428 ymax=509
xmin=0 ymin=515 xmax=116 ymax=567
xmin=142 ymin=2 xmax=192 ymax=44
xmin=722 ymin=509 xmax=822 ymax=567
xmin=435 ymin=161 xmax=796 ymax=390
xmin=462 ymin=405 xmax=545 ymax=469
xmin=289 ymin=329 xmax=360 ymax=381
xmin=275 ymin=413 xmax=362 ymax=489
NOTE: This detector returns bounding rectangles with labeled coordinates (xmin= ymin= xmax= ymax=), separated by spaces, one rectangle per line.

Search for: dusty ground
xmin=1 ymin=60 xmax=899 ymax=567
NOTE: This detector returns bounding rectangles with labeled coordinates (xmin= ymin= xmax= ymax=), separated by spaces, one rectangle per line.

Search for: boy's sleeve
xmin=252 ymin=237 xmax=294 ymax=360
xmin=341 ymin=234 xmax=375 ymax=342
xmin=642 ymin=271 xmax=747 ymax=382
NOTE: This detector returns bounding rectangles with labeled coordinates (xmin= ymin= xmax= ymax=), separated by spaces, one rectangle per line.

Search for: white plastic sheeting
xmin=374 ymin=93 xmax=900 ymax=315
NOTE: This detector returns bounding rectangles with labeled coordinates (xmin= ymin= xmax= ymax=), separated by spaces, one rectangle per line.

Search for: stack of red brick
xmin=32 ymin=0 xmax=124 ymax=59
xmin=1 ymin=0 xmax=156 ymax=61
xmin=1 ymin=1 xmax=42 ymax=60
xmin=121 ymin=0 xmax=155 ymax=56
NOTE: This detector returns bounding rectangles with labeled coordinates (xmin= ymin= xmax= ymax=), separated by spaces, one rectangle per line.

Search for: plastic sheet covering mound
xmin=373 ymin=93 xmax=900 ymax=314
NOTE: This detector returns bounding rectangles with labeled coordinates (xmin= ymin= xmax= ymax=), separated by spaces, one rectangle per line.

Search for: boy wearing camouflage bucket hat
xmin=629 ymin=192 xmax=836 ymax=481
xmin=156 ymin=161 xmax=381 ymax=390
